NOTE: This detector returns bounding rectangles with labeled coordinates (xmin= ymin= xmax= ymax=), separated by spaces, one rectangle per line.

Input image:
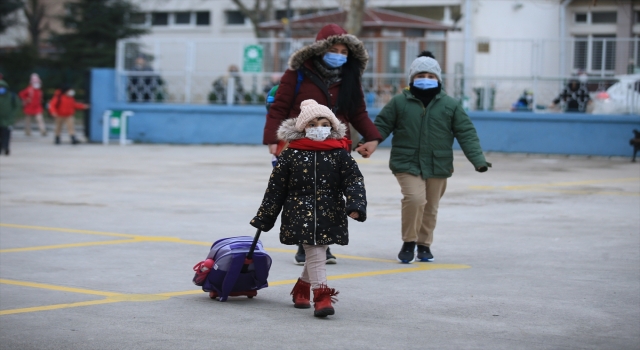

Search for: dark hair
xmin=418 ymin=51 xmax=436 ymax=59
xmin=337 ymin=54 xmax=362 ymax=115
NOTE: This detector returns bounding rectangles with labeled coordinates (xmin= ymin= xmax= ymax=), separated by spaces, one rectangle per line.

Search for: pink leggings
xmin=300 ymin=244 xmax=327 ymax=290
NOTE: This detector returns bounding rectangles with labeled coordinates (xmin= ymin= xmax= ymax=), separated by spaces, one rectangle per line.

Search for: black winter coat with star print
xmin=250 ymin=118 xmax=366 ymax=246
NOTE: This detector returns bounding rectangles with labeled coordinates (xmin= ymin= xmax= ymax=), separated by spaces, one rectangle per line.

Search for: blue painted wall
xmin=91 ymin=69 xmax=640 ymax=157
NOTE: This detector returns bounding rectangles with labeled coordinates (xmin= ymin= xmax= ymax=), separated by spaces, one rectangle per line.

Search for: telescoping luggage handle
xmin=241 ymin=229 xmax=262 ymax=273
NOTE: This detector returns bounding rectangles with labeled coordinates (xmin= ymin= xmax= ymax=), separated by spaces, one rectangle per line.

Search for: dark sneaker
xmin=294 ymin=244 xmax=305 ymax=265
xmin=55 ymin=136 xmax=61 ymax=145
xmin=71 ymin=136 xmax=80 ymax=145
xmin=397 ymin=242 xmax=416 ymax=263
xmin=417 ymin=245 xmax=434 ymax=262
xmin=325 ymin=247 xmax=337 ymax=264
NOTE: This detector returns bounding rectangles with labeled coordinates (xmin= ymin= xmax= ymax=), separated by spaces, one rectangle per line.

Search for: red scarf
xmin=288 ymin=137 xmax=352 ymax=152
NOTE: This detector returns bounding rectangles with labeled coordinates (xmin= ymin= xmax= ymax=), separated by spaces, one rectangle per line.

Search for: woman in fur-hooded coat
xmin=251 ymin=116 xmax=367 ymax=246
xmin=263 ymin=24 xmax=382 ymax=152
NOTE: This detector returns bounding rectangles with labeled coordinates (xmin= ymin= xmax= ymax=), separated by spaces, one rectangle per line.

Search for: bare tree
xmin=23 ymin=0 xmax=48 ymax=55
xmin=345 ymin=0 xmax=365 ymax=36
xmin=231 ymin=0 xmax=275 ymax=38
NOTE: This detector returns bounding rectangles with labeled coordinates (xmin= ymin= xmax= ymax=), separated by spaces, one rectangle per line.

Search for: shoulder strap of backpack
xmin=298 ymin=66 xmax=333 ymax=111
xmin=294 ymin=70 xmax=303 ymax=96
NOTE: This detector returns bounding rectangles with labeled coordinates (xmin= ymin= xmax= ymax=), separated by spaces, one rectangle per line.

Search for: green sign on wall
xmin=243 ymin=45 xmax=263 ymax=73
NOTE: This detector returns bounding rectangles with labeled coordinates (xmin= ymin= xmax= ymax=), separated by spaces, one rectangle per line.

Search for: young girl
xmin=18 ymin=73 xmax=47 ymax=136
xmin=356 ymin=51 xmax=491 ymax=263
xmin=48 ymin=86 xmax=89 ymax=145
xmin=251 ymin=99 xmax=367 ymax=318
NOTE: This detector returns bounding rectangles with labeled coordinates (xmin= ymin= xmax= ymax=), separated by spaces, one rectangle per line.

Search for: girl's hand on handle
xmin=268 ymin=144 xmax=277 ymax=155
xmin=349 ymin=212 xmax=359 ymax=219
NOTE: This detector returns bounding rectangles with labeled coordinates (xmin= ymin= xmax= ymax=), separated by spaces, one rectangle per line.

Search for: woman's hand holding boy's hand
xmin=355 ymin=140 xmax=379 ymax=158
xmin=348 ymin=212 xmax=359 ymax=219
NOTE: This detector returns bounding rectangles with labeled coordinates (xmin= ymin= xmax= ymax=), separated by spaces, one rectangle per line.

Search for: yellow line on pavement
xmin=502 ymin=177 xmax=640 ymax=190
xmin=0 ymin=223 xmax=138 ymax=238
xmin=0 ymin=299 xmax=121 ymax=316
xmin=0 ymin=279 xmax=122 ymax=297
xmin=470 ymin=177 xmax=640 ymax=195
xmin=0 ymin=260 xmax=471 ymax=315
xmin=0 ymin=239 xmax=140 ymax=253
xmin=0 ymin=223 xmax=401 ymax=262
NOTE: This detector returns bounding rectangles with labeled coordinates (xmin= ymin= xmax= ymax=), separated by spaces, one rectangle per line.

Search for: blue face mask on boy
xmin=413 ymin=78 xmax=439 ymax=90
xmin=323 ymin=53 xmax=347 ymax=68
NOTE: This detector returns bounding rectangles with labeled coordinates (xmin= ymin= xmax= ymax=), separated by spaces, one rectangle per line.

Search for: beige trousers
xmin=300 ymin=244 xmax=328 ymax=290
xmin=25 ymin=113 xmax=46 ymax=135
xmin=395 ymin=173 xmax=447 ymax=247
xmin=54 ymin=117 xmax=75 ymax=137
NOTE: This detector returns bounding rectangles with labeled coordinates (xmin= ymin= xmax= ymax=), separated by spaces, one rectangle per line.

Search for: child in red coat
xmin=18 ymin=73 xmax=47 ymax=136
xmin=48 ymin=86 xmax=89 ymax=145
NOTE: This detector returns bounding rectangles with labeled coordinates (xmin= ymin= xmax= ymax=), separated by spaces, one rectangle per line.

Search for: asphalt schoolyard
xmin=0 ymin=133 xmax=639 ymax=350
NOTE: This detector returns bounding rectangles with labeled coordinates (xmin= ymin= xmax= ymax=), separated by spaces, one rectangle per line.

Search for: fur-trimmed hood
xmin=277 ymin=118 xmax=347 ymax=142
xmin=287 ymin=34 xmax=369 ymax=75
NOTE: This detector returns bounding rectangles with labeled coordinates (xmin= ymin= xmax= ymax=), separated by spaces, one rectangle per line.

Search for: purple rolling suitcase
xmin=198 ymin=229 xmax=272 ymax=302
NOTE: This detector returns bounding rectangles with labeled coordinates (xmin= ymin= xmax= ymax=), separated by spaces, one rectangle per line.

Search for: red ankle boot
xmin=290 ymin=278 xmax=311 ymax=308
xmin=313 ymin=285 xmax=339 ymax=317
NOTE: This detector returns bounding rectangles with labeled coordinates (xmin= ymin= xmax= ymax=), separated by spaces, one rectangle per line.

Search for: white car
xmin=592 ymin=74 xmax=640 ymax=115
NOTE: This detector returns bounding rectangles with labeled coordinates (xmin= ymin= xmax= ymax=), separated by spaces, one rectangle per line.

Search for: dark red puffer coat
xmin=263 ymin=24 xmax=381 ymax=146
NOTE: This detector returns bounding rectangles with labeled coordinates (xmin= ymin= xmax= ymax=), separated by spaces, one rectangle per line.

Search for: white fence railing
xmin=116 ymin=37 xmax=640 ymax=114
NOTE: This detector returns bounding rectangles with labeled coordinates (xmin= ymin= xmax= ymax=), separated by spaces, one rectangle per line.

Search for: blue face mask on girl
xmin=413 ymin=78 xmax=439 ymax=90
xmin=323 ymin=53 xmax=348 ymax=68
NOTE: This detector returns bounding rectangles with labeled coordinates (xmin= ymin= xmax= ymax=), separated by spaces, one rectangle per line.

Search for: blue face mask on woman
xmin=323 ymin=53 xmax=348 ymax=68
xmin=413 ymin=78 xmax=439 ymax=90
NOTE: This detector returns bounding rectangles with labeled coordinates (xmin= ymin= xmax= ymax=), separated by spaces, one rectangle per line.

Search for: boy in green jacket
xmin=0 ymin=79 xmax=21 ymax=156
xmin=356 ymin=51 xmax=491 ymax=263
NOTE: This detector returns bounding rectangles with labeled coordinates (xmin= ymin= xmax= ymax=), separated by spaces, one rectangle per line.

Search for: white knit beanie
xmin=295 ymin=99 xmax=341 ymax=131
xmin=408 ymin=56 xmax=442 ymax=82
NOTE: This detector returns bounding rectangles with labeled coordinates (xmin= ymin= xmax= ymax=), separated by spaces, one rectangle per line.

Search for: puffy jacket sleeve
xmin=348 ymin=88 xmax=382 ymax=142
xmin=451 ymin=101 xmax=491 ymax=169
xmin=263 ymin=69 xmax=298 ymax=145
xmin=250 ymin=150 xmax=292 ymax=231
xmin=372 ymin=95 xmax=399 ymax=142
xmin=18 ymin=88 xmax=30 ymax=102
xmin=74 ymin=101 xmax=88 ymax=110
xmin=339 ymin=151 xmax=367 ymax=222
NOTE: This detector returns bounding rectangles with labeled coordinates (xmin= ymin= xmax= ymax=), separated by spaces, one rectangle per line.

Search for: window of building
xmin=174 ymin=12 xmax=191 ymax=25
xmin=152 ymin=12 xmax=169 ymax=26
xmin=226 ymin=10 xmax=246 ymax=25
xmin=196 ymin=11 xmax=210 ymax=25
xmin=591 ymin=11 xmax=617 ymax=24
xmin=275 ymin=9 xmax=290 ymax=20
xmin=635 ymin=11 xmax=640 ymax=23
xmin=573 ymin=35 xmax=616 ymax=73
xmin=575 ymin=13 xmax=587 ymax=23
xmin=405 ymin=29 xmax=425 ymax=38
xmin=591 ymin=35 xmax=616 ymax=71
xmin=573 ymin=36 xmax=588 ymax=70
xmin=129 ymin=13 xmax=147 ymax=25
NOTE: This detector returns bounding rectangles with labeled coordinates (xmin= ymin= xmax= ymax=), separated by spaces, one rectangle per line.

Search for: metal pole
xmin=559 ymin=0 xmax=573 ymax=79
xmin=463 ymin=0 xmax=473 ymax=101
xmin=285 ymin=0 xmax=292 ymax=38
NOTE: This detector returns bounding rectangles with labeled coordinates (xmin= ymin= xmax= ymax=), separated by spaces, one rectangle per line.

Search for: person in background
xmin=48 ymin=86 xmax=89 ymax=145
xmin=550 ymin=79 xmax=591 ymax=113
xmin=263 ymin=23 xmax=382 ymax=265
xmin=0 ymin=78 xmax=21 ymax=155
xmin=263 ymin=73 xmax=282 ymax=96
xmin=19 ymin=73 xmax=47 ymax=136
xmin=356 ymin=51 xmax=491 ymax=263
xmin=212 ymin=65 xmax=245 ymax=104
